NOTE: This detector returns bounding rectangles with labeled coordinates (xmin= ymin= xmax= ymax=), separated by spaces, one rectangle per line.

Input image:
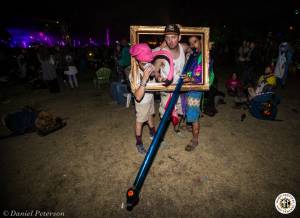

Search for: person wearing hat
xmin=129 ymin=43 xmax=174 ymax=154
xmin=155 ymin=24 xmax=191 ymax=136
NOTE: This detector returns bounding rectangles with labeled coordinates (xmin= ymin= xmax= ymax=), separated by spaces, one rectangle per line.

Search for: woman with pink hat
xmin=128 ymin=43 xmax=174 ymax=155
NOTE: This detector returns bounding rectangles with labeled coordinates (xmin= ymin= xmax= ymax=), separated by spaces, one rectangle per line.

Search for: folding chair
xmin=94 ymin=67 xmax=112 ymax=88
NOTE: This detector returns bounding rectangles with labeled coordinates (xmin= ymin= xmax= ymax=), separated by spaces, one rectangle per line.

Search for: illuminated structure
xmin=5 ymin=18 xmax=70 ymax=48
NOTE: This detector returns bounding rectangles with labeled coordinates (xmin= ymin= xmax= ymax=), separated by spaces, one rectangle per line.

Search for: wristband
xmin=140 ymin=80 xmax=147 ymax=87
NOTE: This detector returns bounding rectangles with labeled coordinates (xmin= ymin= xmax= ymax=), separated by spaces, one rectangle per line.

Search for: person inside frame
xmin=153 ymin=24 xmax=191 ymax=138
xmin=129 ymin=43 xmax=175 ymax=154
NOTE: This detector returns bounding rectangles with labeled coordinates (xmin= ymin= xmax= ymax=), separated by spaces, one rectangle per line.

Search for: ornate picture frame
xmin=129 ymin=25 xmax=210 ymax=91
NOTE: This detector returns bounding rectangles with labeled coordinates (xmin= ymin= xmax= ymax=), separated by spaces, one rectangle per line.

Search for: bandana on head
xmin=129 ymin=43 xmax=153 ymax=62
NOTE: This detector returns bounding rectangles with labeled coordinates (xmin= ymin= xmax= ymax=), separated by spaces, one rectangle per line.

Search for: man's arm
xmin=153 ymin=59 xmax=165 ymax=82
xmin=153 ymin=59 xmax=173 ymax=86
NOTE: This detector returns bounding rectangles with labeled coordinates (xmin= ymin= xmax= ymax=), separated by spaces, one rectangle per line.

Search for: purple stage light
xmin=7 ymin=27 xmax=63 ymax=48
xmin=22 ymin=41 xmax=27 ymax=48
xmin=106 ymin=28 xmax=110 ymax=47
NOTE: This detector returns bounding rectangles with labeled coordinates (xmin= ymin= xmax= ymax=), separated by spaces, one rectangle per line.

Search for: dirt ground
xmin=1 ymin=67 xmax=299 ymax=218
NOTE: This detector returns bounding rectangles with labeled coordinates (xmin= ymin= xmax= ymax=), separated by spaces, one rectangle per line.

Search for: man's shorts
xmin=186 ymin=91 xmax=202 ymax=123
xmin=135 ymin=96 xmax=155 ymax=123
xmin=159 ymin=92 xmax=183 ymax=118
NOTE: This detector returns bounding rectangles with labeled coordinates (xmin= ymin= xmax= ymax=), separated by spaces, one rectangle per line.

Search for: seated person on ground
xmin=226 ymin=72 xmax=243 ymax=97
xmin=248 ymin=65 xmax=277 ymax=100
xmin=235 ymin=65 xmax=277 ymax=105
xmin=1 ymin=106 xmax=66 ymax=139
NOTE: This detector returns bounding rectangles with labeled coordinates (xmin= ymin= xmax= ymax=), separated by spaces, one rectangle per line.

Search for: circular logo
xmin=275 ymin=193 xmax=296 ymax=214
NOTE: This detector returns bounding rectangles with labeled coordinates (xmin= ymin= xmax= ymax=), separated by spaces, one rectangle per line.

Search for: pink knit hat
xmin=129 ymin=43 xmax=153 ymax=62
xmin=129 ymin=43 xmax=174 ymax=81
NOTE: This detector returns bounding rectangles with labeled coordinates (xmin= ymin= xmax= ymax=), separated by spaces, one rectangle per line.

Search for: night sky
xmin=1 ymin=0 xmax=299 ymax=40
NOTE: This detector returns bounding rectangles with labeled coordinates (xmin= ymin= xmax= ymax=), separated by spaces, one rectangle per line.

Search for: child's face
xmin=189 ymin=36 xmax=201 ymax=50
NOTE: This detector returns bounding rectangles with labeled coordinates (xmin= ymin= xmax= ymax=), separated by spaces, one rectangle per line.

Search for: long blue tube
xmin=132 ymin=55 xmax=195 ymax=192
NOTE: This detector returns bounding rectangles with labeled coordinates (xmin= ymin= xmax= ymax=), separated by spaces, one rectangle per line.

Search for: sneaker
xmin=136 ymin=144 xmax=147 ymax=155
